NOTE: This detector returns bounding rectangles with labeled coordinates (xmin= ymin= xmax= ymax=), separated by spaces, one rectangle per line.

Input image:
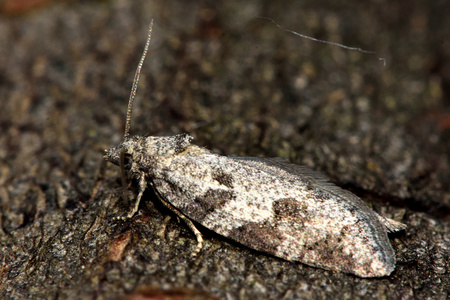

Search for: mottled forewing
xmin=153 ymin=154 xmax=397 ymax=277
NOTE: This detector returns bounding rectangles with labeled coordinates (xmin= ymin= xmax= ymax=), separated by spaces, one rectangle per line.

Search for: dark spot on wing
xmin=300 ymin=233 xmax=365 ymax=274
xmin=273 ymin=198 xmax=309 ymax=223
xmin=229 ymin=221 xmax=284 ymax=254
xmin=212 ymin=170 xmax=234 ymax=188
xmin=190 ymin=189 xmax=234 ymax=220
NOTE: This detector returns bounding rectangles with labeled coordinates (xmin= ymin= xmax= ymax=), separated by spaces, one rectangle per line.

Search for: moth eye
xmin=119 ymin=149 xmax=133 ymax=169
xmin=123 ymin=153 xmax=132 ymax=169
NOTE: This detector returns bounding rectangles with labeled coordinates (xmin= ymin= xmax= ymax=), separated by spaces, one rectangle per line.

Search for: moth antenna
xmin=258 ymin=17 xmax=386 ymax=67
xmin=124 ymin=19 xmax=154 ymax=139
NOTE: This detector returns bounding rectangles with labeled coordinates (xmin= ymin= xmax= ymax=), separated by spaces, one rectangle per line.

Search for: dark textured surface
xmin=1 ymin=0 xmax=448 ymax=299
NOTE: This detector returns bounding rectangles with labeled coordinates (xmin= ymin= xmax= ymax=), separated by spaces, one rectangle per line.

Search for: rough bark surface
xmin=1 ymin=0 xmax=448 ymax=299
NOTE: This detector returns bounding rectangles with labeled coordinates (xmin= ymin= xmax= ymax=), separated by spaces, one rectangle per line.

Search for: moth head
xmin=104 ymin=142 xmax=132 ymax=169
xmin=104 ymin=133 xmax=193 ymax=170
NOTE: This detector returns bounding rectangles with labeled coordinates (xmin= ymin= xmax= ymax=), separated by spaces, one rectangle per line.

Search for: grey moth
xmin=105 ymin=20 xmax=406 ymax=278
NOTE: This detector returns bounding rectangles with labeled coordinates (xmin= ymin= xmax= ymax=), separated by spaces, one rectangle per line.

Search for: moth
xmin=104 ymin=20 xmax=406 ymax=278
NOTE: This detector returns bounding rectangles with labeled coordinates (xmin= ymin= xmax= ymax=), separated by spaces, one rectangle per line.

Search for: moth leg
xmin=155 ymin=192 xmax=204 ymax=257
xmin=126 ymin=172 xmax=147 ymax=219
xmin=171 ymin=206 xmax=204 ymax=257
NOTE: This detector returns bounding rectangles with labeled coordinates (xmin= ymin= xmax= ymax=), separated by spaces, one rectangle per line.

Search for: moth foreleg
xmin=115 ymin=172 xmax=147 ymax=220
xmin=125 ymin=172 xmax=147 ymax=219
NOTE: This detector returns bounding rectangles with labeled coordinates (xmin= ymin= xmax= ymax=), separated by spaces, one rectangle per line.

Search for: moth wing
xmin=234 ymin=157 xmax=406 ymax=233
xmin=155 ymin=154 xmax=400 ymax=277
xmin=232 ymin=156 xmax=337 ymax=187
xmin=227 ymin=156 xmax=403 ymax=277
xmin=232 ymin=156 xmax=370 ymax=211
